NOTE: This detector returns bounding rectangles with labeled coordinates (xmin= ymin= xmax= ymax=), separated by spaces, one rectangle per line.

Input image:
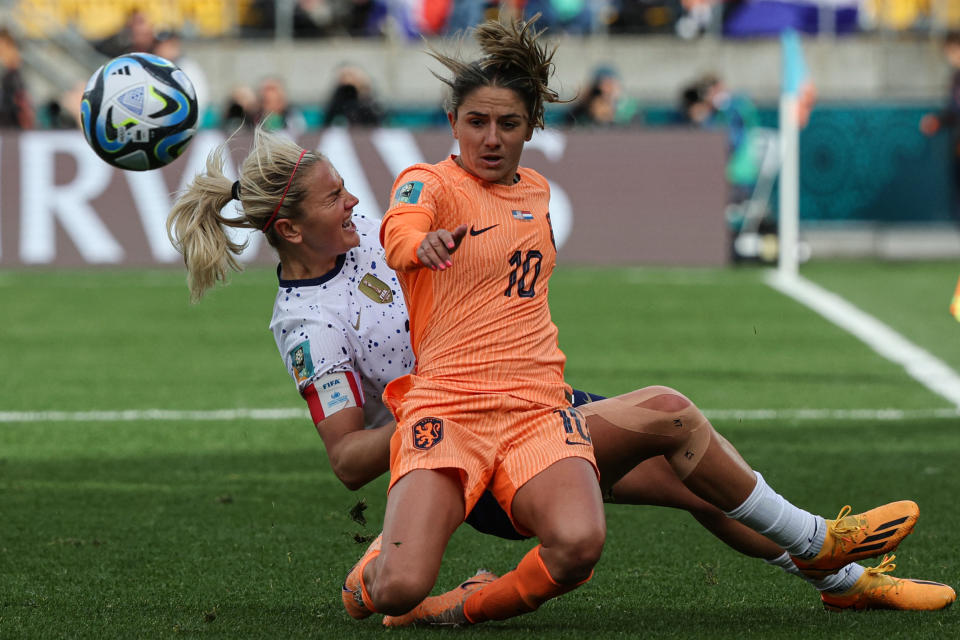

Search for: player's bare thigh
xmin=367 ymin=467 xmax=465 ymax=613
xmin=510 ymin=457 xmax=606 ymax=584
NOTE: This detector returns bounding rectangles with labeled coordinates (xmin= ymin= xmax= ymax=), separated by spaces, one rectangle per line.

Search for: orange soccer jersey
xmin=380 ymin=156 xmax=569 ymax=407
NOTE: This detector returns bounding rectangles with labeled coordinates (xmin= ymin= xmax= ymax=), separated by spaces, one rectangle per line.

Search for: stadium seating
xmin=14 ymin=0 xmax=239 ymax=39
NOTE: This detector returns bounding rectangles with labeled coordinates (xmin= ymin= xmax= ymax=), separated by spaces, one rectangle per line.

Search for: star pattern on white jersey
xmin=269 ymin=215 xmax=413 ymax=428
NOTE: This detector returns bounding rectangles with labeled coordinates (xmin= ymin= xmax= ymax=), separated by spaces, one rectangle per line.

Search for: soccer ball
xmin=80 ymin=52 xmax=198 ymax=171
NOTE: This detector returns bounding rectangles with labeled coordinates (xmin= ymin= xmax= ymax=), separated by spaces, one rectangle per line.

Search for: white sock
xmin=724 ymin=472 xmax=826 ymax=559
xmin=765 ymin=552 xmax=865 ymax=592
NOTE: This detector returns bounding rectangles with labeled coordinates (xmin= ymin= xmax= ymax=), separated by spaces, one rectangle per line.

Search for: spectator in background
xmin=153 ymin=31 xmax=210 ymax=116
xmin=258 ymin=75 xmax=307 ymax=139
xmin=445 ymin=0 xmax=489 ymax=33
xmin=525 ymin=0 xmax=597 ymax=34
xmin=238 ymin=0 xmax=276 ymax=35
xmin=293 ymin=0 xmax=337 ymax=37
xmin=609 ymin=0 xmax=681 ymax=34
xmin=94 ymin=9 xmax=157 ymax=57
xmin=43 ymin=81 xmax=84 ymax=130
xmin=675 ymin=0 xmax=718 ymax=38
xmin=346 ymin=0 xmax=389 ymax=36
xmin=222 ymin=85 xmax=260 ymax=131
xmin=680 ymin=73 xmax=760 ymax=202
xmin=920 ymin=30 xmax=960 ymax=221
xmin=322 ymin=64 xmax=384 ymax=127
xmin=418 ymin=0 xmax=454 ymax=35
xmin=0 ymin=28 xmax=34 ymax=129
xmin=564 ymin=65 xmax=638 ymax=127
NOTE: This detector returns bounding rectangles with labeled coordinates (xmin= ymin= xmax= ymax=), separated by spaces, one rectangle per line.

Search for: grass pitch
xmin=1 ymin=261 xmax=958 ymax=638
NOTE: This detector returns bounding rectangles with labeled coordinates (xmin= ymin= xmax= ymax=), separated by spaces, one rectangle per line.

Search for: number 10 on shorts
xmin=555 ymin=407 xmax=591 ymax=446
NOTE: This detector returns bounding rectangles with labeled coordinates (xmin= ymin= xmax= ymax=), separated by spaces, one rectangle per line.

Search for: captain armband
xmin=302 ymin=371 xmax=365 ymax=426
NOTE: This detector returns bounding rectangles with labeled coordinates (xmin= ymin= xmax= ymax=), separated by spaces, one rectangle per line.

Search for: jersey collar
xmin=276 ymin=253 xmax=346 ymax=288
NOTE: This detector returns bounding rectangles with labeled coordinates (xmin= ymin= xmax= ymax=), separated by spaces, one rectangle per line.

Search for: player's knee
xmin=368 ymin=568 xmax=433 ymax=616
xmin=636 ymin=385 xmax=692 ymax=413
xmin=618 ymin=386 xmax=712 ymax=439
xmin=661 ymin=389 xmax=716 ymax=479
xmin=543 ymin=522 xmax=606 ymax=584
xmin=647 ymin=386 xmax=713 ymax=437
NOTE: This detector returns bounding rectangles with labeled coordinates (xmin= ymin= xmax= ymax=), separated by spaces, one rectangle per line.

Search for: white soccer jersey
xmin=270 ymin=215 xmax=414 ymax=429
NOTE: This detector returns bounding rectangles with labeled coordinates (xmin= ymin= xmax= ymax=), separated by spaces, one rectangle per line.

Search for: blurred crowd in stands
xmin=0 ymin=4 xmax=770 ymax=131
xmin=4 ymin=1 xmax=958 ymax=235
xmin=0 ymin=0 xmax=956 ymax=211
xmin=0 ymin=28 xmax=33 ymax=128
xmin=1 ymin=8 xmax=649 ymax=134
xmin=0 ymin=4 xmax=768 ymax=215
xmin=13 ymin=0 xmax=960 ymax=41
xmin=5 ymin=0 xmax=957 ymax=132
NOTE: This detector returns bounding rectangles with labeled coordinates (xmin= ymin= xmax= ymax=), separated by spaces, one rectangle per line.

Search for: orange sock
xmin=357 ymin=550 xmax=380 ymax=612
xmin=463 ymin=545 xmax=591 ymax=623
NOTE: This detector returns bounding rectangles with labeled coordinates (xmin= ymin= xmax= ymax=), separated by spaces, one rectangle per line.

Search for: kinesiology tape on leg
xmin=463 ymin=545 xmax=591 ymax=623
xmin=579 ymin=386 xmax=712 ymax=479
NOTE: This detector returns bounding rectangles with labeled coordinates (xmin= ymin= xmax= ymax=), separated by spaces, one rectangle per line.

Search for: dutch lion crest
xmin=412 ymin=417 xmax=444 ymax=450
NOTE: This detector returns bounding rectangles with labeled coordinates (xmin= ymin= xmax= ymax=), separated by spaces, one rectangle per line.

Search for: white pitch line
xmin=766 ymin=271 xmax=960 ymax=409
xmin=705 ymin=408 xmax=960 ymax=421
xmin=0 ymin=408 xmax=310 ymax=423
xmin=0 ymin=407 xmax=958 ymax=424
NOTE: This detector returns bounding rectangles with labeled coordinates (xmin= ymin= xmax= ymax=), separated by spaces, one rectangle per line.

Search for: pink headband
xmin=262 ymin=148 xmax=308 ymax=233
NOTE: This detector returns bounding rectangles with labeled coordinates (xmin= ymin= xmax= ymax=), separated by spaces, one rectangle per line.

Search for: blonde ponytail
xmin=167 ymin=126 xmax=323 ymax=302
xmin=167 ymin=142 xmax=250 ymax=302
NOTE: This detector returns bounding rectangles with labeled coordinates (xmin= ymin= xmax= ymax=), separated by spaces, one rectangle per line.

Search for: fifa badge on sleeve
xmin=289 ymin=340 xmax=315 ymax=384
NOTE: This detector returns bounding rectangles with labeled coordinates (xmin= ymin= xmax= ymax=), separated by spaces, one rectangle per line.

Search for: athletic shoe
xmin=821 ymin=555 xmax=956 ymax=611
xmin=382 ymin=570 xmax=498 ymax=627
xmin=341 ymin=533 xmax=382 ymax=620
xmin=792 ymin=501 xmax=918 ymax=575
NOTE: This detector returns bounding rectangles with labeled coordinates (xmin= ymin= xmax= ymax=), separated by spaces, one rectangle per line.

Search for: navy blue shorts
xmin=463 ymin=389 xmax=606 ymax=540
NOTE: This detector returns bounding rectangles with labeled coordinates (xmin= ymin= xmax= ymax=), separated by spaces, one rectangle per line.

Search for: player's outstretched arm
xmin=314 ymin=407 xmax=393 ymax=490
xmin=380 ymin=206 xmax=467 ymax=272
xmin=416 ymin=225 xmax=467 ymax=271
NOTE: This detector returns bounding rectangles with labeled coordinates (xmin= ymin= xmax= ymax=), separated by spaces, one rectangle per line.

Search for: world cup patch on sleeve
xmin=289 ymin=340 xmax=314 ymax=384
xmin=302 ymin=371 xmax=364 ymax=425
xmin=395 ymin=180 xmax=423 ymax=204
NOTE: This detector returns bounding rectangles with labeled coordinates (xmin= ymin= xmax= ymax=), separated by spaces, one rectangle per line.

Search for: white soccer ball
xmin=80 ymin=52 xmax=198 ymax=171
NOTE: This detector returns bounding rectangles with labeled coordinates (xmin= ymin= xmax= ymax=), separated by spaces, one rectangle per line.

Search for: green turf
xmin=800 ymin=259 xmax=960 ymax=373
xmin=551 ymin=265 xmax=951 ymax=410
xmin=1 ymin=261 xmax=957 ymax=638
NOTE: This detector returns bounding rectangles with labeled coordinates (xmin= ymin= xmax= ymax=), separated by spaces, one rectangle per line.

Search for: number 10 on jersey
xmin=504 ymin=250 xmax=543 ymax=298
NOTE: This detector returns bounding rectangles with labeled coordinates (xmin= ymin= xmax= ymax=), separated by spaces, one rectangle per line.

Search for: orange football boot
xmin=821 ymin=556 xmax=956 ymax=611
xmin=341 ymin=533 xmax=382 ymax=619
xmin=792 ymin=501 xmax=918 ymax=576
xmin=382 ymin=570 xmax=498 ymax=627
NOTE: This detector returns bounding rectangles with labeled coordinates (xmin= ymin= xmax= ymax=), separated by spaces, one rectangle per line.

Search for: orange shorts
xmin=383 ymin=374 xmax=598 ymax=536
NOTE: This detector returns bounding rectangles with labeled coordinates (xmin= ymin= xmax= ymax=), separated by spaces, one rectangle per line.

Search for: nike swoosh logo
xmin=469 ymin=224 xmax=499 ymax=236
xmin=564 ymin=440 xmax=591 ymax=446
xmin=806 ymin=519 xmax=818 ymax=544
xmin=352 ymin=309 xmax=361 ymax=331
xmin=459 ymin=580 xmax=487 ymax=590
